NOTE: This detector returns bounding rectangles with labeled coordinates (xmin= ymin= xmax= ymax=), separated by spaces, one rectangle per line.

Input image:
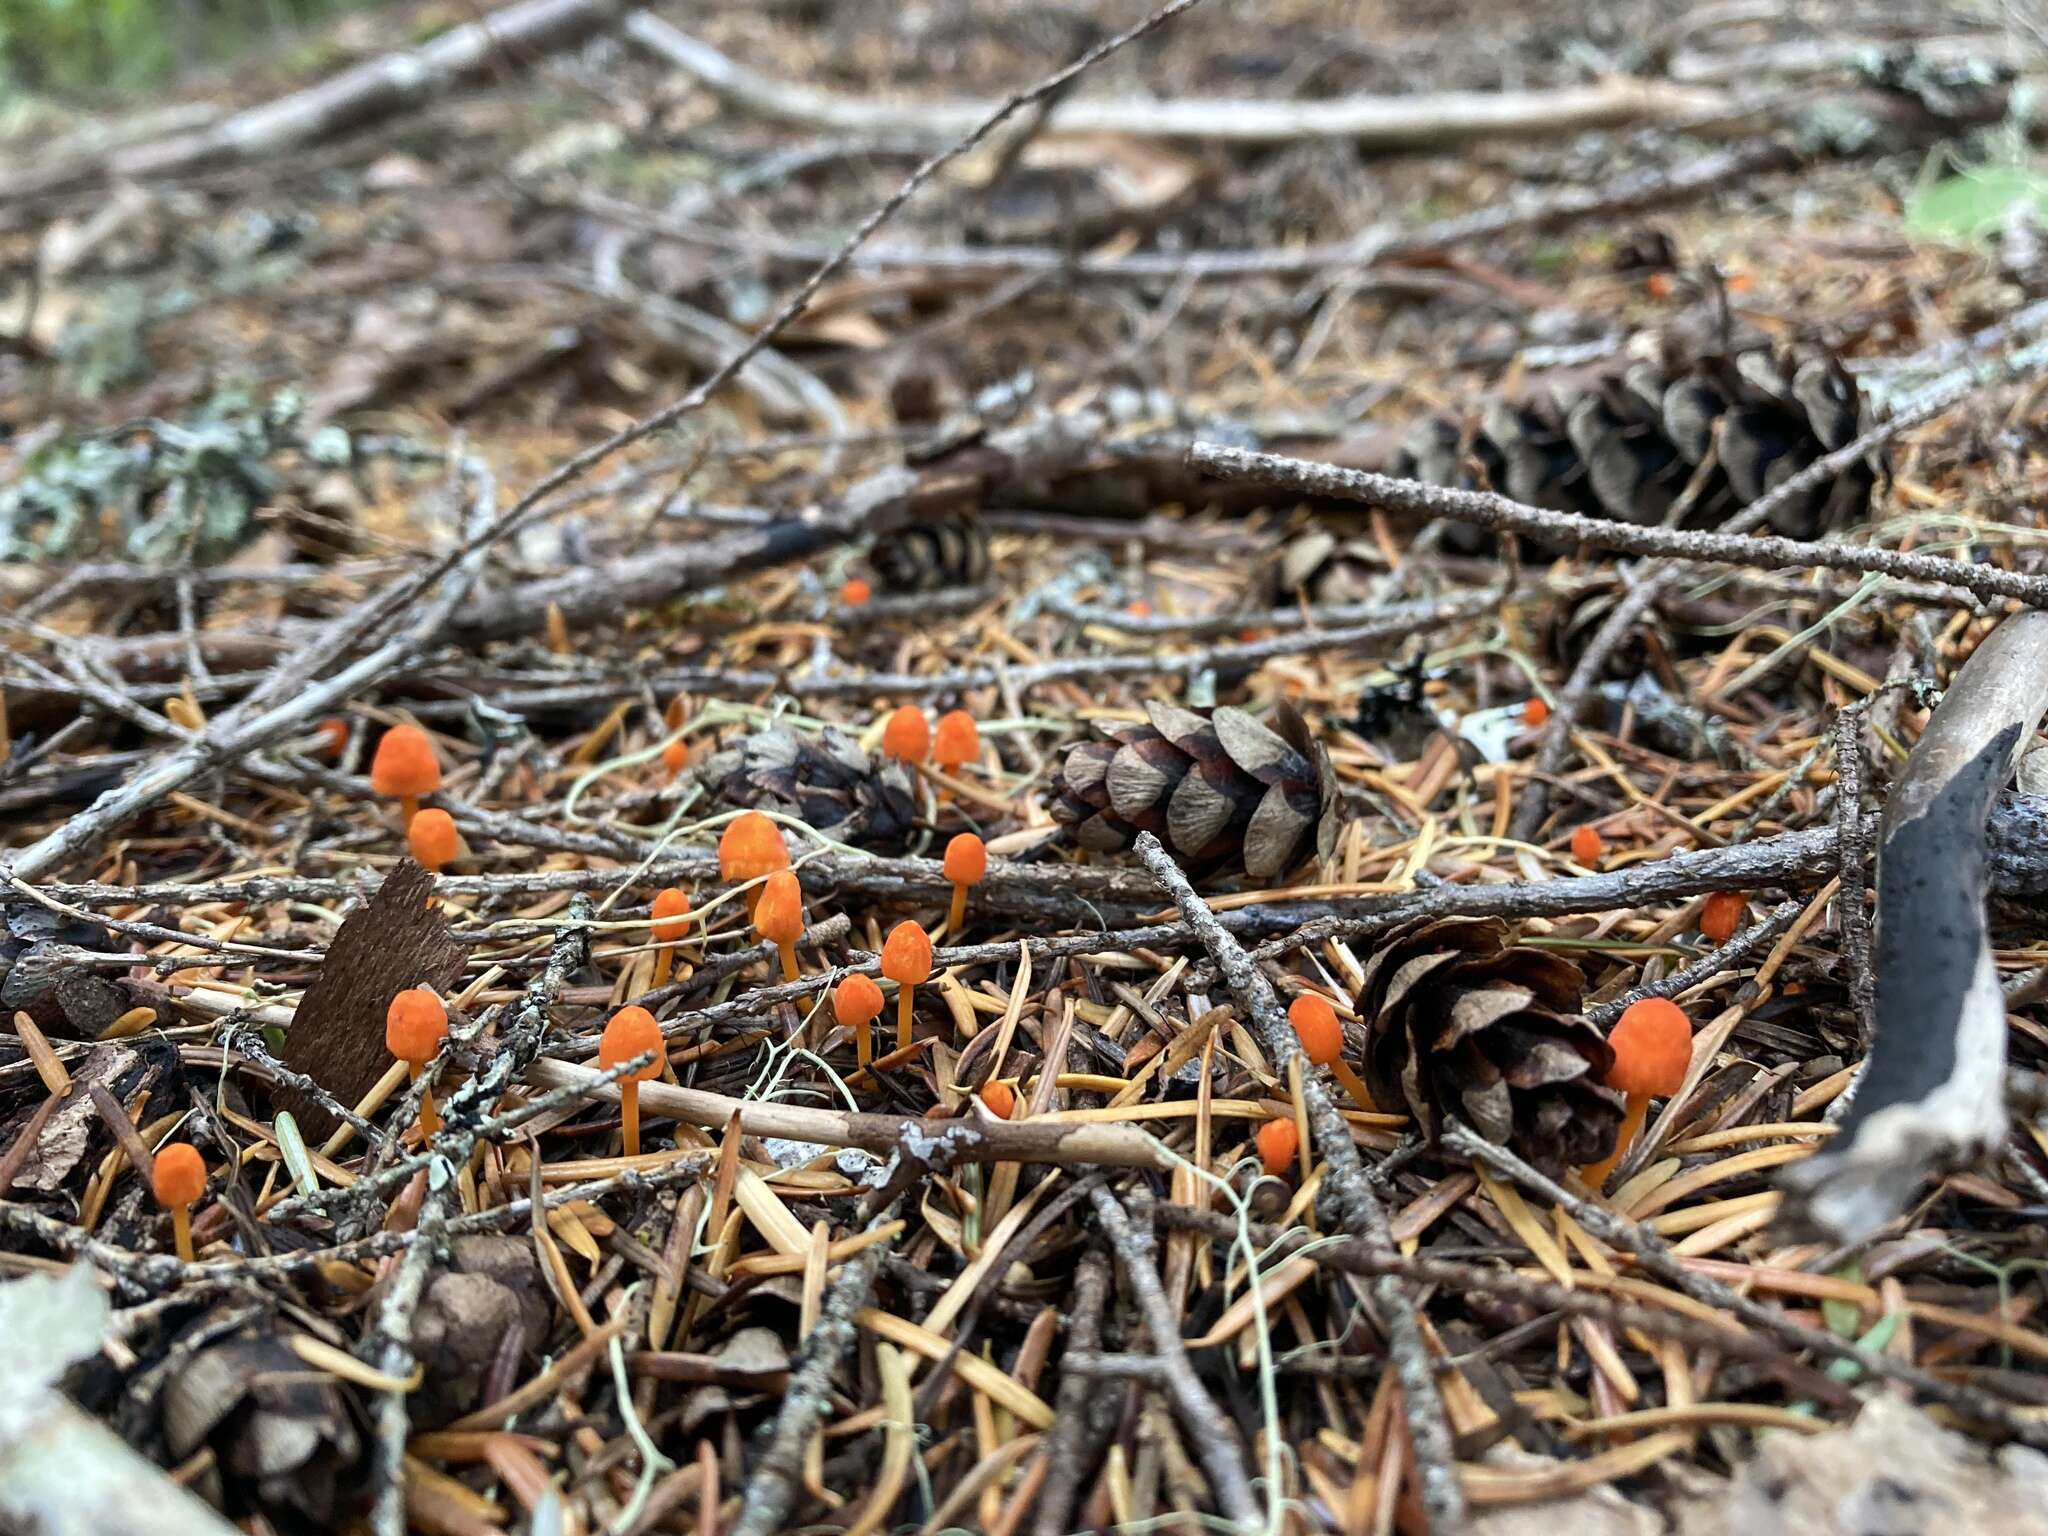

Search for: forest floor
xmin=6 ymin=2 xmax=2048 ymax=1534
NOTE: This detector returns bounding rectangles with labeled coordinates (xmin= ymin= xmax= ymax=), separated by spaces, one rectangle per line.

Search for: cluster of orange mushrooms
xmin=151 ymin=704 xmax=1714 ymax=1260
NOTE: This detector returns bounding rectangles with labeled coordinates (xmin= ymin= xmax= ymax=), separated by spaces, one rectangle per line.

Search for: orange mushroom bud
xmin=1579 ymin=998 xmax=1693 ymax=1190
xmin=314 ymin=717 xmax=349 ymax=757
xmin=645 ymin=886 xmax=692 ymax=993
xmin=662 ymin=739 xmax=688 ymax=780
xmin=881 ymin=705 xmax=929 ymax=764
xmin=407 ymin=807 xmax=461 ymax=874
xmin=600 ymin=1004 xmax=664 ymax=1157
xmin=718 ymin=811 xmax=788 ymax=920
xmin=932 ymin=710 xmax=979 ymax=773
xmin=1288 ymin=993 xmax=1376 ymax=1112
xmin=881 ymin=920 xmax=934 ymax=1055
xmin=754 ymin=869 xmax=805 ymax=983
xmin=841 ymin=577 xmax=872 ymax=607
xmin=385 ymin=987 xmax=449 ymax=1139
xmin=152 ymin=1141 xmax=206 ymax=1263
xmin=942 ymin=831 xmax=987 ymax=933
xmin=1699 ymin=891 xmax=1746 ymax=945
xmin=1256 ymin=1116 xmax=1300 ymax=1177
xmin=1522 ymin=697 xmax=1550 ymax=727
xmin=1569 ymin=825 xmax=1605 ymax=866
xmin=370 ymin=723 xmax=441 ymax=822
xmin=834 ymin=973 xmax=886 ymax=1069
xmin=980 ymin=1079 xmax=1017 ymax=1119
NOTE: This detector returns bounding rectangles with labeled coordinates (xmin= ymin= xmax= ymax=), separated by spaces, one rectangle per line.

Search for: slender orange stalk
xmin=600 ymin=1005 xmax=665 ymax=1157
xmin=755 ymin=870 xmax=804 ymax=983
xmin=649 ymin=887 xmax=691 ymax=991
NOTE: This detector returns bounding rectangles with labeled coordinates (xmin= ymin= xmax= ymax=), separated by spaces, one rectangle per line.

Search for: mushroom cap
xmin=754 ymin=869 xmax=804 ymax=946
xmin=152 ymin=1141 xmax=206 ymax=1208
xmin=841 ymin=578 xmax=872 ymax=606
xmin=1699 ymin=890 xmax=1746 ymax=944
xmin=833 ymin=973 xmax=885 ymax=1027
xmin=370 ymin=724 xmax=441 ymax=798
xmin=1604 ymin=998 xmax=1693 ymax=1096
xmin=407 ymin=808 xmax=461 ymax=870
xmin=661 ymin=740 xmax=689 ymax=775
xmin=980 ymin=1080 xmax=1017 ymax=1119
xmin=880 ymin=920 xmax=933 ymax=985
xmin=1256 ymin=1116 xmax=1300 ymax=1175
xmin=1569 ymin=824 xmax=1605 ymax=864
xmin=384 ymin=987 xmax=449 ymax=1063
xmin=942 ymin=832 xmax=987 ymax=887
xmin=599 ymin=1005 xmax=664 ymax=1081
xmin=651 ymin=887 xmax=691 ymax=943
xmin=1287 ymin=994 xmax=1344 ymax=1067
xmin=315 ymin=717 xmax=349 ymax=757
xmin=718 ymin=811 xmax=789 ymax=883
xmin=880 ymin=705 xmax=929 ymax=764
xmin=932 ymin=709 xmax=979 ymax=768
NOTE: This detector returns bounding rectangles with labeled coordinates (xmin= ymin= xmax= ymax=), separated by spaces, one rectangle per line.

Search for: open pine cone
xmin=1048 ymin=700 xmax=1338 ymax=881
xmin=698 ymin=725 xmax=919 ymax=850
xmin=1356 ymin=916 xmax=1621 ymax=1175
xmin=868 ymin=510 xmax=991 ymax=593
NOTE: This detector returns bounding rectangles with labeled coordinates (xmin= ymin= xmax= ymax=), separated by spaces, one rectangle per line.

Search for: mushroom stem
xmin=399 ymin=793 xmax=420 ymax=824
xmin=856 ymin=1018 xmax=872 ymax=1069
xmin=170 ymin=1203 xmax=194 ymax=1264
xmin=621 ymin=1081 xmax=642 ymax=1159
xmin=1579 ymin=1091 xmax=1648 ymax=1190
xmin=896 ymin=986 xmax=915 ymax=1054
xmin=409 ymin=1059 xmax=440 ymax=1140
xmin=1329 ymin=1059 xmax=1377 ymax=1113
xmin=947 ymin=883 xmax=967 ymax=932
xmin=652 ymin=947 xmax=675 ymax=992
xmin=775 ymin=939 xmax=799 ymax=984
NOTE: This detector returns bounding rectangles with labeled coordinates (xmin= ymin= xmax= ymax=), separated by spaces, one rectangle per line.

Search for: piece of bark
xmin=277 ymin=862 xmax=464 ymax=1138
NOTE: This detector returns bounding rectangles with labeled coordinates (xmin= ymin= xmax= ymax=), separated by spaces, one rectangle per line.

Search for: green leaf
xmin=1905 ymin=164 xmax=2048 ymax=243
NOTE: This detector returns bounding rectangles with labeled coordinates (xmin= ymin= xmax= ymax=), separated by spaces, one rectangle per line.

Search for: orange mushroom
xmin=599 ymin=1005 xmax=665 ymax=1157
xmin=370 ymin=723 xmax=440 ymax=824
xmin=1256 ymin=1116 xmax=1300 ymax=1177
xmin=980 ymin=1079 xmax=1017 ymax=1119
xmin=1522 ymin=697 xmax=1550 ymax=727
xmin=1569 ymin=825 xmax=1605 ymax=866
xmin=881 ymin=920 xmax=933 ymax=1055
xmin=662 ymin=739 xmax=689 ymax=780
xmin=1288 ymin=994 xmax=1375 ymax=1112
xmin=314 ymin=717 xmax=349 ymax=758
xmin=841 ymin=577 xmax=872 ymax=607
xmin=718 ymin=811 xmax=788 ymax=921
xmin=649 ymin=887 xmax=691 ymax=991
xmin=1579 ymin=998 xmax=1693 ymax=1189
xmin=942 ymin=832 xmax=986 ymax=933
xmin=152 ymin=1142 xmax=206 ymax=1263
xmin=834 ymin=973 xmax=885 ymax=1069
xmin=407 ymin=807 xmax=461 ymax=875
xmin=880 ymin=705 xmax=929 ymax=765
xmin=1699 ymin=891 xmax=1746 ymax=945
xmin=754 ymin=869 xmax=804 ymax=983
xmin=932 ymin=709 xmax=979 ymax=776
xmin=385 ymin=987 xmax=449 ymax=1140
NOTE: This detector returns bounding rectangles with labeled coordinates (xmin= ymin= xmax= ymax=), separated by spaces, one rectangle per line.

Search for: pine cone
xmin=1356 ymin=917 xmax=1621 ymax=1175
xmin=1048 ymin=700 xmax=1338 ymax=881
xmin=699 ymin=725 xmax=920 ymax=850
xmin=1384 ymin=340 xmax=1881 ymax=540
xmin=868 ymin=510 xmax=991 ymax=593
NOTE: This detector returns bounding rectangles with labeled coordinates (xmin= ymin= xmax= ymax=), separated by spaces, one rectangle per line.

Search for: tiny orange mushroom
xmin=314 ymin=717 xmax=349 ymax=757
xmin=600 ymin=1004 xmax=665 ymax=1157
xmin=1256 ymin=1116 xmax=1300 ymax=1177
xmin=718 ymin=811 xmax=788 ymax=921
xmin=152 ymin=1141 xmax=207 ymax=1263
xmin=1569 ymin=824 xmax=1606 ymax=866
xmin=1699 ymin=891 xmax=1746 ymax=945
xmin=932 ymin=710 xmax=979 ymax=776
xmin=834 ymin=973 xmax=886 ymax=1069
xmin=881 ymin=705 xmax=929 ymax=765
xmin=662 ymin=739 xmax=689 ymax=780
xmin=649 ymin=887 xmax=691 ymax=992
xmin=1579 ymin=998 xmax=1693 ymax=1190
xmin=881 ymin=920 xmax=933 ymax=1055
xmin=407 ymin=807 xmax=461 ymax=875
xmin=1522 ymin=697 xmax=1550 ymax=728
xmin=942 ymin=832 xmax=986 ymax=933
xmin=755 ymin=869 xmax=805 ymax=984
xmin=980 ymin=1079 xmax=1017 ymax=1119
xmin=370 ymin=723 xmax=441 ymax=824
xmin=1288 ymin=994 xmax=1375 ymax=1113
xmin=385 ymin=987 xmax=449 ymax=1140
xmin=841 ymin=577 xmax=872 ymax=607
